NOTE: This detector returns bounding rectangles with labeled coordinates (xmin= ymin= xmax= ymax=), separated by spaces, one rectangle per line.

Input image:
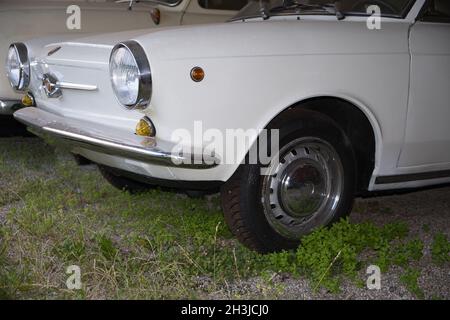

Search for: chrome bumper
xmin=14 ymin=107 xmax=218 ymax=169
xmin=0 ymin=99 xmax=23 ymax=115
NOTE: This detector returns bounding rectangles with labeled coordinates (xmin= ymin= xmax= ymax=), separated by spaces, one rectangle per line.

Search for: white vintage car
xmin=0 ymin=0 xmax=244 ymax=116
xmin=9 ymin=0 xmax=450 ymax=252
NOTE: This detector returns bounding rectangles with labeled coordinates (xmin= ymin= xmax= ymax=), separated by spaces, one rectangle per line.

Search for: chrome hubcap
xmin=262 ymin=137 xmax=344 ymax=239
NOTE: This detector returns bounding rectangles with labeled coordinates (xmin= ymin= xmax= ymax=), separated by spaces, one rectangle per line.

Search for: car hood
xmin=133 ymin=19 xmax=410 ymax=62
xmin=26 ymin=26 xmax=181 ymax=66
xmin=29 ymin=18 xmax=411 ymax=69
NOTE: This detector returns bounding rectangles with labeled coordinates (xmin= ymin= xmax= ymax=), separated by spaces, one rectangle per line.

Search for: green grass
xmin=0 ymin=138 xmax=443 ymax=299
xmin=431 ymin=233 xmax=450 ymax=265
xmin=400 ymin=268 xmax=424 ymax=299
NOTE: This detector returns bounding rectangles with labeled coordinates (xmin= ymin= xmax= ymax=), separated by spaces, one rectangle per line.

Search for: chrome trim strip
xmin=14 ymin=107 xmax=218 ymax=169
xmin=375 ymin=170 xmax=450 ymax=185
xmin=47 ymin=46 xmax=61 ymax=56
xmin=43 ymin=126 xmax=182 ymax=164
xmin=57 ymin=82 xmax=98 ymax=91
xmin=42 ymin=73 xmax=98 ymax=98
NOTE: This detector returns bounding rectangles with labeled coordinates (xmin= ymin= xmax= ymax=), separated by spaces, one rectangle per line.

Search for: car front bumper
xmin=0 ymin=99 xmax=23 ymax=115
xmin=14 ymin=107 xmax=220 ymax=174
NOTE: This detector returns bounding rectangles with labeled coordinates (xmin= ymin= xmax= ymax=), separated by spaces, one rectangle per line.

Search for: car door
xmin=181 ymin=0 xmax=248 ymax=25
xmin=398 ymin=0 xmax=450 ymax=171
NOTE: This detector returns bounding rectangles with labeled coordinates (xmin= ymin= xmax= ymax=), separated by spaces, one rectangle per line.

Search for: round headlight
xmin=5 ymin=43 xmax=30 ymax=91
xmin=110 ymin=41 xmax=152 ymax=110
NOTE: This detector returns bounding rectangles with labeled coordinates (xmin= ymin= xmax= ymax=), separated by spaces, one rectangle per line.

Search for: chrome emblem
xmin=42 ymin=73 xmax=62 ymax=98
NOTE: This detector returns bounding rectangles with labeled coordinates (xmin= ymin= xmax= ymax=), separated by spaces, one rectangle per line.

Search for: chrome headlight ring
xmin=6 ymin=43 xmax=30 ymax=91
xmin=109 ymin=40 xmax=152 ymax=110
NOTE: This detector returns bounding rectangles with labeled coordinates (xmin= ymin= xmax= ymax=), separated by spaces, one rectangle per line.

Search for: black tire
xmin=221 ymin=109 xmax=356 ymax=253
xmin=98 ymin=165 xmax=155 ymax=194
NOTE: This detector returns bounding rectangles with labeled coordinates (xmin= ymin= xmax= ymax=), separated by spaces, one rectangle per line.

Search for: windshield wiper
xmin=115 ymin=0 xmax=140 ymax=10
xmin=116 ymin=0 xmax=162 ymax=11
xmin=259 ymin=1 xmax=271 ymax=20
xmin=270 ymin=1 xmax=346 ymax=21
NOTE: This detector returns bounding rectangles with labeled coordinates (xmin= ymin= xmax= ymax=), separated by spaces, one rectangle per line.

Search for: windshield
xmin=158 ymin=0 xmax=181 ymax=5
xmin=138 ymin=0 xmax=181 ymax=6
xmin=232 ymin=0 xmax=415 ymax=21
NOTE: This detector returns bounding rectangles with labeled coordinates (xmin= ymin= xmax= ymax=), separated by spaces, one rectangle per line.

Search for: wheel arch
xmin=264 ymin=95 xmax=381 ymax=193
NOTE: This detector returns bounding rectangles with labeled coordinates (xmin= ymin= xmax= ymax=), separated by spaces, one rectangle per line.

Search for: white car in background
xmin=9 ymin=0 xmax=450 ymax=252
xmin=0 ymin=0 xmax=246 ymax=116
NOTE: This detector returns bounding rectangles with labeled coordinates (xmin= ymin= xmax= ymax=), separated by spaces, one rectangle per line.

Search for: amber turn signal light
xmin=150 ymin=8 xmax=161 ymax=25
xmin=21 ymin=93 xmax=35 ymax=107
xmin=190 ymin=67 xmax=205 ymax=82
xmin=135 ymin=117 xmax=156 ymax=137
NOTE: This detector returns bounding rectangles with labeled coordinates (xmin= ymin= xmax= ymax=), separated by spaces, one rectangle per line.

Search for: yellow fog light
xmin=21 ymin=93 xmax=35 ymax=107
xmin=135 ymin=117 xmax=156 ymax=137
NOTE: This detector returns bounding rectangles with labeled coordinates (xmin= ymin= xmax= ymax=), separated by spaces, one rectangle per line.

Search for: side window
xmin=198 ymin=0 xmax=248 ymax=11
xmin=420 ymin=0 xmax=450 ymax=22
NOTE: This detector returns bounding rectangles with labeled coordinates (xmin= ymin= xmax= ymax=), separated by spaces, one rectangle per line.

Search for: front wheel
xmin=221 ymin=110 xmax=356 ymax=253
